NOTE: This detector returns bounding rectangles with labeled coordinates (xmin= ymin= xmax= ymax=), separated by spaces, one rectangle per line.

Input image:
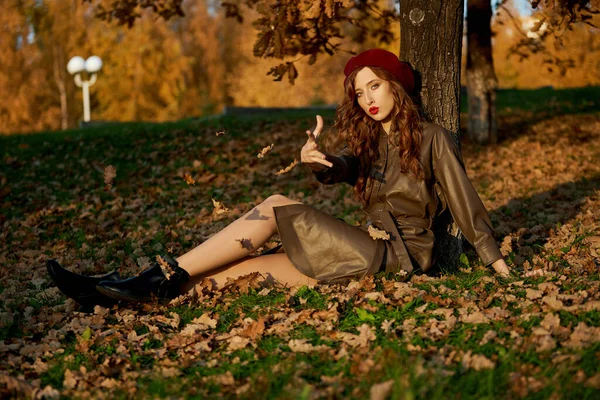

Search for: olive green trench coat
xmin=274 ymin=122 xmax=503 ymax=283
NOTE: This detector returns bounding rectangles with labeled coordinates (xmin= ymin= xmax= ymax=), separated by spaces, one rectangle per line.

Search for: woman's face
xmin=354 ymin=67 xmax=394 ymax=124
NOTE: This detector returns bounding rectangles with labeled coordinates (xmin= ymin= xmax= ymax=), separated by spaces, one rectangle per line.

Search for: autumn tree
xmin=466 ymin=0 xmax=497 ymax=144
xmin=465 ymin=0 xmax=599 ymax=144
xmin=0 ymin=1 xmax=58 ymax=134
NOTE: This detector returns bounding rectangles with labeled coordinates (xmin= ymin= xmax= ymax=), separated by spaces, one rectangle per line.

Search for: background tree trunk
xmin=399 ymin=0 xmax=464 ymax=139
xmin=52 ymin=45 xmax=68 ymax=130
xmin=467 ymin=0 xmax=498 ymax=144
xmin=399 ymin=0 xmax=465 ymax=270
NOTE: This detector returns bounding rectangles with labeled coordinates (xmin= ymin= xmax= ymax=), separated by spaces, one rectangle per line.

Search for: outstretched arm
xmin=300 ymin=115 xmax=359 ymax=186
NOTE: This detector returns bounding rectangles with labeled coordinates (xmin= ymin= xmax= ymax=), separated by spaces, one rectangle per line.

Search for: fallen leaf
xmin=104 ymin=165 xmax=117 ymax=189
xmin=240 ymin=317 xmax=265 ymax=339
xmin=227 ymin=336 xmax=250 ymax=351
xmin=288 ymin=339 xmax=328 ymax=353
xmin=540 ymin=313 xmax=560 ymax=332
xmin=462 ymin=350 xmax=495 ymax=371
xmin=370 ymin=379 xmax=394 ymax=400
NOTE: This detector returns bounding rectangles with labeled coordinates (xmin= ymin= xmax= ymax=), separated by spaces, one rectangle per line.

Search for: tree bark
xmin=399 ymin=0 xmax=464 ymax=139
xmin=399 ymin=0 xmax=465 ymax=270
xmin=52 ymin=45 xmax=68 ymax=130
xmin=466 ymin=0 xmax=498 ymax=144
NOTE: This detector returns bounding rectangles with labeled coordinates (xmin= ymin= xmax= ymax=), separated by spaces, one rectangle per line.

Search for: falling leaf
xmin=104 ymin=165 xmax=116 ymax=189
xmin=215 ymin=130 xmax=225 ymax=137
xmin=368 ymin=225 xmax=390 ymax=240
xmin=275 ymin=159 xmax=299 ymax=175
xmin=212 ymin=198 xmax=230 ymax=216
xmin=257 ymin=143 xmax=274 ymax=158
xmin=183 ymin=173 xmax=195 ymax=185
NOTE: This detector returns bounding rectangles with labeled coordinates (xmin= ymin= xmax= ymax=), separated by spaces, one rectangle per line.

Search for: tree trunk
xmin=466 ymin=0 xmax=498 ymax=144
xmin=399 ymin=0 xmax=464 ymax=139
xmin=52 ymin=45 xmax=69 ymax=130
xmin=399 ymin=0 xmax=465 ymax=270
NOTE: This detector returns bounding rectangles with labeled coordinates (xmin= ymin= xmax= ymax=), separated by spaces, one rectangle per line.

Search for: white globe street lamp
xmin=67 ymin=55 xmax=103 ymax=123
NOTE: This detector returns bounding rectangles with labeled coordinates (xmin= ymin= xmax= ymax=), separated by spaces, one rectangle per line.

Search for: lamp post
xmin=67 ymin=56 xmax=103 ymax=123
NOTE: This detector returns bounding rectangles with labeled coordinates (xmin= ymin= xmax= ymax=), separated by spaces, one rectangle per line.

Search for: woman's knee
xmin=263 ymin=194 xmax=299 ymax=208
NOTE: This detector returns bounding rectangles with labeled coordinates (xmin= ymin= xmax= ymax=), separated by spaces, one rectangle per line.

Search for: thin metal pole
xmin=82 ymin=81 xmax=90 ymax=122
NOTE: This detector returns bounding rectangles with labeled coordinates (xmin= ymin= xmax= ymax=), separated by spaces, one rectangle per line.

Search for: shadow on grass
xmin=488 ymin=174 xmax=600 ymax=234
xmin=460 ymin=86 xmax=600 ymax=145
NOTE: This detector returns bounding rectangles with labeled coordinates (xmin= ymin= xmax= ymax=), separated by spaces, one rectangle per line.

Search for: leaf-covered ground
xmin=1 ymin=98 xmax=599 ymax=398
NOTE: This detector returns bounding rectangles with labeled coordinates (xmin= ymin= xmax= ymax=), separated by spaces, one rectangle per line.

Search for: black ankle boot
xmin=96 ymin=254 xmax=190 ymax=303
xmin=46 ymin=260 xmax=121 ymax=308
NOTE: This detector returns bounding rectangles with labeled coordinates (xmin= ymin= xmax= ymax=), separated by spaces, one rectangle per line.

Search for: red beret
xmin=344 ymin=49 xmax=415 ymax=94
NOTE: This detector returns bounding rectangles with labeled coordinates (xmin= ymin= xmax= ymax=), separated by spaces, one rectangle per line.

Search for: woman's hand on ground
xmin=491 ymin=258 xmax=510 ymax=277
xmin=300 ymin=115 xmax=333 ymax=168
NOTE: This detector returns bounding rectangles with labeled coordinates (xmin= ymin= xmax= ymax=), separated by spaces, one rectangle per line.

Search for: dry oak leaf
xmin=460 ymin=310 xmax=489 ymax=324
xmin=368 ymin=225 xmax=390 ymax=241
xmin=370 ymin=379 xmax=395 ymax=400
xmin=562 ymin=322 xmax=600 ymax=349
xmin=180 ymin=313 xmax=218 ymax=336
xmin=462 ymin=350 xmax=495 ymax=371
xmin=526 ymin=288 xmax=543 ymax=300
xmin=240 ymin=317 xmax=265 ymax=339
xmin=335 ymin=324 xmax=376 ymax=348
xmin=183 ymin=172 xmax=195 ymax=185
xmin=257 ymin=143 xmax=274 ymax=158
xmin=104 ymin=165 xmax=117 ymax=188
xmin=0 ymin=372 xmax=37 ymax=398
xmin=63 ymin=369 xmax=78 ymax=390
xmin=288 ymin=339 xmax=329 ymax=353
xmin=223 ymin=272 xmax=263 ymax=294
xmin=212 ymin=198 xmax=230 ymax=215
xmin=275 ymin=159 xmax=299 ymax=175
xmin=227 ymin=336 xmax=251 ymax=351
xmin=540 ymin=312 xmax=561 ymax=332
xmin=37 ymin=386 xmax=60 ymax=399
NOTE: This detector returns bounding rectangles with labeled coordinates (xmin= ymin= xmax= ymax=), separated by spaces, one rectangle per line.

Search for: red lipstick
xmin=369 ymin=106 xmax=379 ymax=115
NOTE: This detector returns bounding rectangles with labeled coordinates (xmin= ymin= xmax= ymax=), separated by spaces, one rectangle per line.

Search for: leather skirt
xmin=273 ymin=204 xmax=398 ymax=284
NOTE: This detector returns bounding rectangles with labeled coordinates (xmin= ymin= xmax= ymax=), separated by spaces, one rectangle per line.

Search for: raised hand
xmin=300 ymin=115 xmax=333 ymax=168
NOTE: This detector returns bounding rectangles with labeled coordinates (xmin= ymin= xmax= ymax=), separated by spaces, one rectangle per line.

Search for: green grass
xmin=460 ymin=85 xmax=600 ymax=115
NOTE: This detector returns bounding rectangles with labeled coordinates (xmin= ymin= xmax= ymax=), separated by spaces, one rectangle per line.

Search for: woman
xmin=47 ymin=48 xmax=510 ymax=308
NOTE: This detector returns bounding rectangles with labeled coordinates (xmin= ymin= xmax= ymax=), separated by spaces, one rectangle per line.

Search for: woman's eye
xmin=371 ymin=84 xmax=379 ymax=90
xmin=356 ymin=92 xmax=363 ymax=97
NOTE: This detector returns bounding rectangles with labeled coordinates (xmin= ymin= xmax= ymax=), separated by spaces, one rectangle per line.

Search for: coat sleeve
xmin=307 ymin=150 xmax=359 ymax=186
xmin=432 ymin=129 xmax=503 ymax=266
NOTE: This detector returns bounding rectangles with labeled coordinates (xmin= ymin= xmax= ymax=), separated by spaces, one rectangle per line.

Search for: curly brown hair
xmin=323 ymin=66 xmax=424 ymax=205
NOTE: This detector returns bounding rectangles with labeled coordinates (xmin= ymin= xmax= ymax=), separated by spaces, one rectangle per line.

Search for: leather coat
xmin=311 ymin=122 xmax=503 ymax=274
